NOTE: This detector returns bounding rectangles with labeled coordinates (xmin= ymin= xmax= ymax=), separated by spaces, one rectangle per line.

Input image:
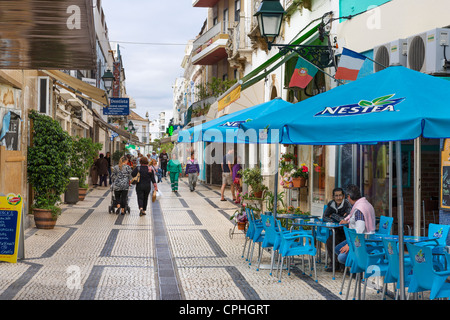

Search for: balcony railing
xmin=193 ymin=21 xmax=233 ymax=51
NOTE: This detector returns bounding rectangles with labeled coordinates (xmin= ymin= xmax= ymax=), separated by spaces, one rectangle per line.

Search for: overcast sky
xmin=102 ymin=1 xmax=207 ymax=121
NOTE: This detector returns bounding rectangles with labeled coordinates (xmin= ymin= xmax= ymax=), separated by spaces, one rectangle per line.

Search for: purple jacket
xmin=185 ymin=159 xmax=200 ymax=174
xmin=232 ymin=164 xmax=242 ymax=180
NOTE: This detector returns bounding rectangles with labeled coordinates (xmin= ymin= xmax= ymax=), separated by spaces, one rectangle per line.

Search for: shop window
xmin=313 ymin=145 xmax=326 ymax=204
xmin=38 ymin=76 xmax=50 ymax=115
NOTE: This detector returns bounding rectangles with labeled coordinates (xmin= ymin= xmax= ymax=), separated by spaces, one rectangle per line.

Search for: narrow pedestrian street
xmin=0 ymin=176 xmax=388 ymax=303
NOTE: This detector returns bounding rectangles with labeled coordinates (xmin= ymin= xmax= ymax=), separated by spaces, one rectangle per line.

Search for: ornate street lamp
xmin=254 ymin=0 xmax=285 ymax=48
xmin=255 ymin=0 xmax=334 ymax=69
xmin=101 ymin=69 xmax=114 ymax=93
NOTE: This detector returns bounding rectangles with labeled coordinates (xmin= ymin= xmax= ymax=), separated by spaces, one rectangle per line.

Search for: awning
xmin=42 ymin=70 xmax=109 ymax=106
xmin=217 ymin=80 xmax=265 ymax=117
xmin=92 ymin=109 xmax=139 ymax=143
xmin=0 ymin=0 xmax=96 ymax=69
xmin=160 ymin=135 xmax=177 ymax=144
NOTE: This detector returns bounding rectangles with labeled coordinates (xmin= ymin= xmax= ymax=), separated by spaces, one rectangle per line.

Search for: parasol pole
xmin=396 ymin=141 xmax=406 ymax=300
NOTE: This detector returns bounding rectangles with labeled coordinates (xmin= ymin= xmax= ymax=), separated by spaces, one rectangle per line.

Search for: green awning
xmin=241 ymin=22 xmax=321 ymax=89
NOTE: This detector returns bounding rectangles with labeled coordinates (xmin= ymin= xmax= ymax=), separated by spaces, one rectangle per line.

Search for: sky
xmin=101 ymin=1 xmax=208 ymax=122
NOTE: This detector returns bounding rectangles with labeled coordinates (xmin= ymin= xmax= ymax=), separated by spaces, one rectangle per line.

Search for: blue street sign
xmin=103 ymin=98 xmax=130 ymax=116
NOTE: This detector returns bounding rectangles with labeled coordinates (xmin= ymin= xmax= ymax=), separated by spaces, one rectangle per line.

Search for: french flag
xmin=335 ymin=48 xmax=367 ymax=81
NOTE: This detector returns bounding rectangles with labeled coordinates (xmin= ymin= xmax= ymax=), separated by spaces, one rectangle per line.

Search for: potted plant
xmin=28 ymin=110 xmax=73 ymax=229
xmin=292 ymin=163 xmax=309 ymax=187
xmin=265 ymin=190 xmax=285 ymax=213
xmin=281 ymin=152 xmax=296 ymax=162
xmin=70 ymin=136 xmax=102 ymax=200
xmin=238 ymin=167 xmax=267 ymax=199
xmin=229 ymin=207 xmax=248 ymax=230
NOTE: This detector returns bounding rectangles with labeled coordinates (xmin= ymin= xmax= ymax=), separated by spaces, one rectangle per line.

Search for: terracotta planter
xmin=78 ymin=187 xmax=87 ymax=201
xmin=292 ymin=177 xmax=306 ymax=188
xmin=253 ymin=191 xmax=263 ymax=199
xmin=33 ymin=208 xmax=57 ymax=229
xmin=237 ymin=222 xmax=247 ymax=230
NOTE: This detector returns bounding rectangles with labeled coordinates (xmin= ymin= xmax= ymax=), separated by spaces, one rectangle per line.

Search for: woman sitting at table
xmin=335 ymin=184 xmax=376 ymax=268
xmin=324 ymin=187 xmax=352 ymax=272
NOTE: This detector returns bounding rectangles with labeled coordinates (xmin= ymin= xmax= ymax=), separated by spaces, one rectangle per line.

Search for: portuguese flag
xmin=289 ymin=57 xmax=318 ymax=89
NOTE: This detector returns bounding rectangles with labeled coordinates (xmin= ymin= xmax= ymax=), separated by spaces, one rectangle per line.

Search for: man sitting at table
xmin=323 ymin=187 xmax=352 ymax=272
xmin=335 ymin=184 xmax=376 ymax=268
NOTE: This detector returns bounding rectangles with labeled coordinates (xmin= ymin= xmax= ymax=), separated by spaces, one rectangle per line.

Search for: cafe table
xmin=364 ymin=234 xmax=439 ymax=244
xmin=290 ymin=220 xmax=344 ymax=280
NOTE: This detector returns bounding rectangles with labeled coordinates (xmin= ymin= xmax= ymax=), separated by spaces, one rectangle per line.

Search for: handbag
xmin=152 ymin=189 xmax=157 ymax=202
xmin=131 ymin=167 xmax=140 ymax=185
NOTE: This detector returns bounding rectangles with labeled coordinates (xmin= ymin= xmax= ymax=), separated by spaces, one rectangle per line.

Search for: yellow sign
xmin=218 ymin=85 xmax=241 ymax=112
xmin=0 ymin=194 xmax=23 ymax=263
xmin=441 ymin=139 xmax=450 ymax=209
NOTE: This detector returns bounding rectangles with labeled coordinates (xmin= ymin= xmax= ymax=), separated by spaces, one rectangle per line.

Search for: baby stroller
xmin=108 ymin=182 xmax=131 ymax=214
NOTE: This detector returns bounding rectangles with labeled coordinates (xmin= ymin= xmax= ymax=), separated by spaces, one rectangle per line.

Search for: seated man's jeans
xmin=335 ymin=240 xmax=348 ymax=265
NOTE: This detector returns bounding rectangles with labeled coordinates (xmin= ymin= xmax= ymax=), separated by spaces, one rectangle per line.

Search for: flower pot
xmin=78 ymin=187 xmax=87 ymax=201
xmin=292 ymin=177 xmax=306 ymax=188
xmin=253 ymin=191 xmax=263 ymax=198
xmin=237 ymin=222 xmax=247 ymax=230
xmin=33 ymin=208 xmax=57 ymax=229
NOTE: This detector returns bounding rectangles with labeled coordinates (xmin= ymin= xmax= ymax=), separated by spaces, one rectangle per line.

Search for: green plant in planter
xmin=264 ymin=190 xmax=285 ymax=213
xmin=238 ymin=167 xmax=268 ymax=196
xmin=28 ymin=110 xmax=73 ymax=218
xmin=70 ymin=136 xmax=102 ymax=188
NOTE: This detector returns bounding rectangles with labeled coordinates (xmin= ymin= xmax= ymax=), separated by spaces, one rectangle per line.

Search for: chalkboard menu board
xmin=0 ymin=194 xmax=23 ymax=263
xmin=0 ymin=210 xmax=19 ymax=255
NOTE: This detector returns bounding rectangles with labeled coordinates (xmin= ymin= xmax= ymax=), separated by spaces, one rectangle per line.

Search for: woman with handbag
xmin=131 ymin=156 xmax=158 ymax=216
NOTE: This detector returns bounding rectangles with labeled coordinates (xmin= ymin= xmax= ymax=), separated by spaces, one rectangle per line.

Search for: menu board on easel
xmin=440 ymin=139 xmax=450 ymax=210
xmin=0 ymin=194 xmax=23 ymax=263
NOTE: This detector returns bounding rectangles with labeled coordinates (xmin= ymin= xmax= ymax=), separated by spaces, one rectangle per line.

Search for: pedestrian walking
xmin=131 ymin=156 xmax=158 ymax=216
xmin=220 ymin=148 xmax=235 ymax=201
xmin=232 ymin=156 xmax=242 ymax=204
xmin=111 ymin=156 xmax=132 ymax=215
xmin=90 ymin=155 xmax=99 ymax=186
xmin=106 ymin=152 xmax=112 ymax=185
xmin=151 ymin=159 xmax=162 ymax=183
xmin=185 ymin=152 xmax=200 ymax=192
xmin=150 ymin=151 xmax=158 ymax=162
xmin=159 ymin=149 xmax=169 ymax=177
xmin=167 ymin=153 xmax=182 ymax=192
xmin=95 ymin=153 xmax=109 ymax=187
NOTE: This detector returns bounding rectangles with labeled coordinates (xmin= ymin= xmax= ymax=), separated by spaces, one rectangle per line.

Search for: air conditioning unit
xmin=373 ymin=39 xmax=407 ymax=72
xmin=407 ymin=28 xmax=450 ymax=75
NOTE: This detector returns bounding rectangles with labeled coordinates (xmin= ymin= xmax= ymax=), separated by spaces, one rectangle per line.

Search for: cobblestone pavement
xmin=0 ymin=176 xmax=393 ymax=301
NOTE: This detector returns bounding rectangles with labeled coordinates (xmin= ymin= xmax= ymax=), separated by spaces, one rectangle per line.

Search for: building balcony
xmin=192 ymin=22 xmax=232 ymax=65
xmin=192 ymin=0 xmax=220 ymax=8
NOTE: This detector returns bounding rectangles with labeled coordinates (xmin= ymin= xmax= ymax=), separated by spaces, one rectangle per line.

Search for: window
xmin=235 ymin=0 xmax=240 ymax=21
xmin=38 ymin=76 xmax=50 ymax=115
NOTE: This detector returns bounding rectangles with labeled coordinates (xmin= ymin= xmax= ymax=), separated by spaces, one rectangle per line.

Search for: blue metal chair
xmin=406 ymin=243 xmax=450 ymax=300
xmin=346 ymin=228 xmax=388 ymax=300
xmin=339 ymin=226 xmax=358 ymax=297
xmin=257 ymin=214 xmax=281 ymax=272
xmin=381 ymin=238 xmax=413 ymax=300
xmin=247 ymin=209 xmax=265 ymax=266
xmin=242 ymin=207 xmax=262 ymax=261
xmin=315 ymin=205 xmax=331 ymax=266
xmin=257 ymin=215 xmax=305 ymax=274
xmin=376 ymin=215 xmax=394 ymax=235
xmin=427 ymin=223 xmax=450 ymax=247
xmin=416 ymin=223 xmax=450 ymax=271
xmin=276 ymin=220 xmax=317 ymax=283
